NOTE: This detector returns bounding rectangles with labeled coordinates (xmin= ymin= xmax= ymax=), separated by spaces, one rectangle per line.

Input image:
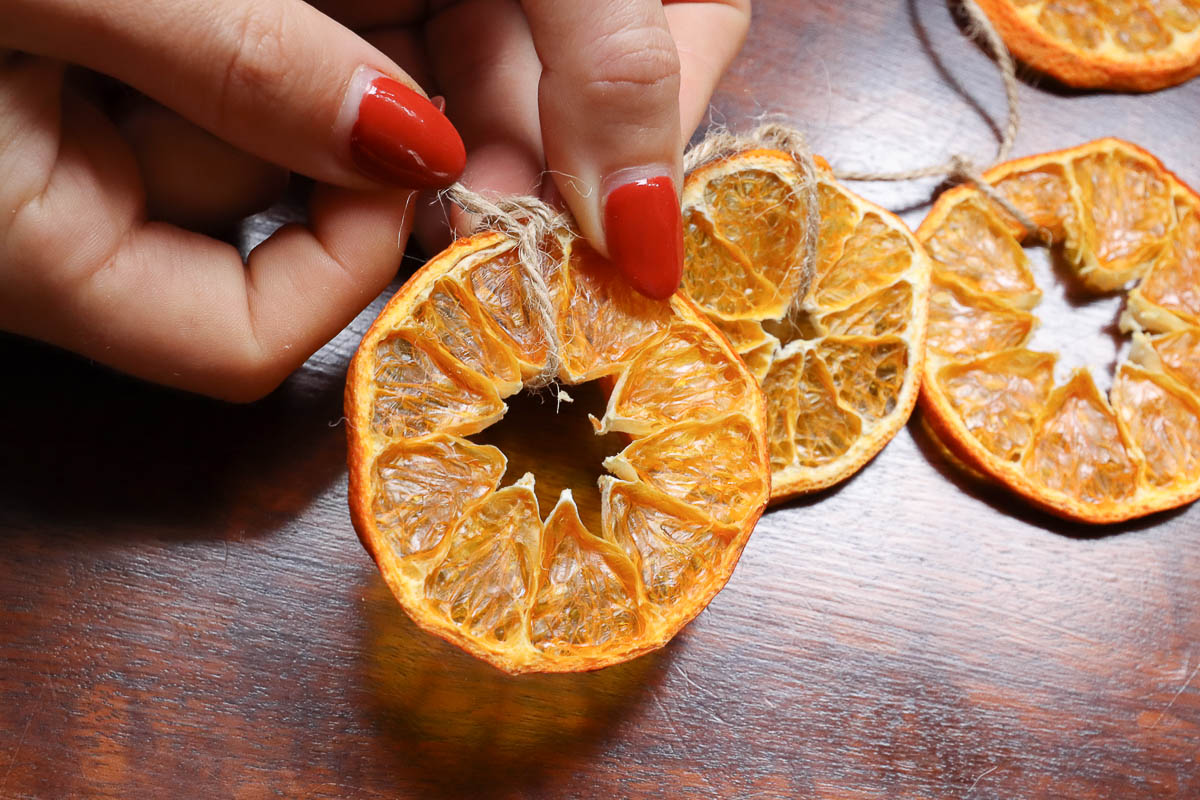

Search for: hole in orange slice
xmin=1019 ymin=243 xmax=1126 ymax=393
xmin=471 ymin=382 xmax=625 ymax=535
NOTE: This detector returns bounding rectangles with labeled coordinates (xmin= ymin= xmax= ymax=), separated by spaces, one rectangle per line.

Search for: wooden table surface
xmin=4 ymin=1 xmax=1200 ymax=797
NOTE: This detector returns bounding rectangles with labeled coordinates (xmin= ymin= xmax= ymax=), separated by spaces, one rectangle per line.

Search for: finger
xmin=422 ymin=0 xmax=546 ymax=247
xmin=118 ymin=101 xmax=288 ymax=232
xmin=5 ymin=0 xmax=464 ymax=190
xmin=364 ymin=18 xmax=467 ymax=255
xmin=665 ymin=1 xmax=752 ymax=140
xmin=522 ymin=0 xmax=684 ymax=299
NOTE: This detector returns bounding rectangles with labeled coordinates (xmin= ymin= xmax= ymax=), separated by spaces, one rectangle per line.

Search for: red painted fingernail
xmin=603 ymin=176 xmax=684 ymax=299
xmin=350 ymin=77 xmax=465 ymax=189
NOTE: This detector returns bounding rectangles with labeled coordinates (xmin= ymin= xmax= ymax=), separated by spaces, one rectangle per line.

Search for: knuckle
xmin=216 ymin=349 xmax=288 ymax=403
xmin=578 ymin=24 xmax=681 ymax=104
xmin=210 ymin=320 xmax=298 ymax=403
xmin=217 ymin=7 xmax=292 ymax=110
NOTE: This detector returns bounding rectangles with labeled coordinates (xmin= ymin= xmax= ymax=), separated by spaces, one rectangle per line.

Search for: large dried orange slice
xmin=681 ymin=148 xmax=931 ymax=500
xmin=919 ymin=138 xmax=1200 ymax=523
xmin=345 ymin=227 xmax=769 ymax=673
xmin=974 ymin=0 xmax=1200 ymax=90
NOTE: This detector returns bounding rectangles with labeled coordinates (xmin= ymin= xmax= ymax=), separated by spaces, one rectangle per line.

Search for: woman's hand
xmin=417 ymin=1 xmax=751 ymax=299
xmin=0 ymin=0 xmax=750 ymax=401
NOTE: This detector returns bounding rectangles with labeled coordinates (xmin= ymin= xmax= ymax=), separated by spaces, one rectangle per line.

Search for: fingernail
xmin=345 ymin=70 xmax=465 ymax=189
xmin=603 ymin=175 xmax=684 ymax=300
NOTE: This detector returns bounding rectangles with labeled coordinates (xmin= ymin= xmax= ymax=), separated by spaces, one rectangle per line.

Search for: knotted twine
xmin=436 ymin=0 xmax=1039 ymax=390
xmin=441 ymin=123 xmax=824 ymax=390
xmin=440 ymin=184 xmax=566 ymax=389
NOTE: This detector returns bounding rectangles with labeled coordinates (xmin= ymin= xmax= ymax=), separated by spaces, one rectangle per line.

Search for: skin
xmin=0 ymin=0 xmax=750 ymax=401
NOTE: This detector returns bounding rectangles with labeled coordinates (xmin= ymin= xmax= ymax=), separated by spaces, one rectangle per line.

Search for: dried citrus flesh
xmin=345 ymin=229 xmax=769 ymax=673
xmin=680 ymin=149 xmax=931 ymax=500
xmin=918 ymin=138 xmax=1200 ymax=522
xmin=974 ymin=0 xmax=1200 ymax=90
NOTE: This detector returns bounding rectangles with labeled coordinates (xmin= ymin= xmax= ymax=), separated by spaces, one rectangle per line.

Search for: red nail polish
xmin=604 ymin=176 xmax=684 ymax=299
xmin=350 ymin=78 xmax=465 ymax=189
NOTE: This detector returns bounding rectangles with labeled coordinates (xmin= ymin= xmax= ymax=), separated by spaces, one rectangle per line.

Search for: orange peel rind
xmin=975 ymin=0 xmax=1200 ymax=91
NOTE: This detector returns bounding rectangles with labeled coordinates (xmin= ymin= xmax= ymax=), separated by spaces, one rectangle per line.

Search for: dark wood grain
xmin=4 ymin=1 xmax=1200 ymax=797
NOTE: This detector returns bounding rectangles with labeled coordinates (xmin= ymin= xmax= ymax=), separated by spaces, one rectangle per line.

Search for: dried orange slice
xmin=681 ymin=149 xmax=931 ymax=500
xmin=345 ymin=227 xmax=769 ymax=673
xmin=974 ymin=0 xmax=1200 ymax=90
xmin=919 ymin=138 xmax=1200 ymax=523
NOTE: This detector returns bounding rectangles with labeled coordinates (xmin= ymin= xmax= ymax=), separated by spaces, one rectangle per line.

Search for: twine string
xmin=441 ymin=122 xmax=826 ymax=388
xmin=831 ymin=0 xmax=1045 ymax=238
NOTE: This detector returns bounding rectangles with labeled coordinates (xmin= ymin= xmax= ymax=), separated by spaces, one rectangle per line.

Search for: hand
xmin=0 ymin=1 xmax=749 ymax=401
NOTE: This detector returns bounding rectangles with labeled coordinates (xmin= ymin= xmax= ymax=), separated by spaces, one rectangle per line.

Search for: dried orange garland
xmin=975 ymin=0 xmax=1200 ymax=90
xmin=919 ymin=138 xmax=1200 ymax=523
xmin=345 ymin=225 xmax=769 ymax=673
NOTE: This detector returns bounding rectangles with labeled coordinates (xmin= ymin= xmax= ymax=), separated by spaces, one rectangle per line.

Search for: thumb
xmin=5 ymin=0 xmax=465 ymax=190
xmin=522 ymin=0 xmax=684 ymax=299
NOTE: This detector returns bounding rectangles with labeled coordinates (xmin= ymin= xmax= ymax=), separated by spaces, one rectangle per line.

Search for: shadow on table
xmin=358 ymin=577 xmax=669 ymax=799
xmin=0 ymin=332 xmax=350 ymax=541
xmin=769 ymin=455 xmax=864 ymax=513
xmin=908 ymin=408 xmax=1189 ymax=538
xmin=917 ymin=0 xmax=1007 ymax=149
